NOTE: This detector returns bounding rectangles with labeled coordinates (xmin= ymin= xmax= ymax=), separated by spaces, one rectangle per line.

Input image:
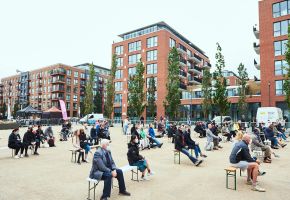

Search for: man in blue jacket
xmin=148 ymin=123 xmax=163 ymax=148
xmin=229 ymin=134 xmax=265 ymax=192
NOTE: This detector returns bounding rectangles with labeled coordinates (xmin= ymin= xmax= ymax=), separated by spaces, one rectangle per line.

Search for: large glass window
xmin=116 ymin=57 xmax=123 ymax=67
xmin=115 ymin=82 xmax=123 ymax=91
xmin=146 ymin=63 xmax=157 ymax=74
xmin=114 ymin=94 xmax=122 ymax=104
xmin=169 ymin=38 xmax=176 ymax=48
xmin=274 ymin=40 xmax=288 ymax=56
xmin=147 ymin=50 xmax=158 ymax=61
xmin=275 ymin=60 xmax=289 ymax=75
xmin=281 ymin=20 xmax=289 ymax=35
xmin=275 ymin=80 xmax=284 ymax=95
xmin=146 ymin=77 xmax=157 ymax=88
xmin=128 ymin=41 xmax=141 ymax=52
xmin=274 ymin=20 xmax=290 ymax=37
xmin=128 ymin=67 xmax=136 ymax=77
xmin=273 ymin=1 xmax=290 ymax=18
xmin=115 ymin=70 xmax=123 ymax=79
xmin=115 ymin=46 xmax=123 ymax=55
xmin=273 ymin=3 xmax=281 ymax=17
xmin=147 ymin=36 xmax=158 ymax=48
xmin=281 ymin=1 xmax=288 ymax=16
xmin=128 ymin=54 xmax=141 ymax=65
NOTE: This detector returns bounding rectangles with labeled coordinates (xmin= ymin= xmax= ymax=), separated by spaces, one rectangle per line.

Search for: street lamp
xmin=268 ymin=81 xmax=271 ymax=106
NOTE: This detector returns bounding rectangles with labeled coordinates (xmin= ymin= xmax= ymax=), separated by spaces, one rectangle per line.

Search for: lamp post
xmin=16 ymin=69 xmax=23 ymax=110
xmin=268 ymin=81 xmax=271 ymax=106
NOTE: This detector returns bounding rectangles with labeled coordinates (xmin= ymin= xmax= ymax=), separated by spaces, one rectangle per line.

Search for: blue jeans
xmin=123 ymin=125 xmax=128 ymax=135
xmin=268 ymin=137 xmax=278 ymax=146
xmin=181 ymin=148 xmax=198 ymax=164
xmin=84 ymin=144 xmax=91 ymax=154
xmin=194 ymin=145 xmax=201 ymax=158
xmin=101 ymin=169 xmax=126 ymax=198
xmin=151 ymin=137 xmax=161 ymax=146
xmin=278 ymin=132 xmax=287 ymax=140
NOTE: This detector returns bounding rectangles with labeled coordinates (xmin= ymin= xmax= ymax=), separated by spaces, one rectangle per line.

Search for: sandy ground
xmin=0 ymin=125 xmax=290 ymax=200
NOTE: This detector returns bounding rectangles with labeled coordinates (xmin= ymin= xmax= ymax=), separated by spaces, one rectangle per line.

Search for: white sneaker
xmin=148 ymin=171 xmax=155 ymax=176
xmin=141 ymin=176 xmax=150 ymax=181
xmin=20 ymin=154 xmax=24 ymax=158
xmin=14 ymin=155 xmax=20 ymax=159
xmin=252 ymin=185 xmax=266 ymax=192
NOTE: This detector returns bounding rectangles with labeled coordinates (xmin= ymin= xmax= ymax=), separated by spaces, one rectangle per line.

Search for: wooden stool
xmin=224 ymin=167 xmax=242 ymax=190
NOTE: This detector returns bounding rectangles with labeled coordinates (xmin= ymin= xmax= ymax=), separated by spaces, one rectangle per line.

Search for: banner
xmin=59 ymin=100 xmax=68 ymax=120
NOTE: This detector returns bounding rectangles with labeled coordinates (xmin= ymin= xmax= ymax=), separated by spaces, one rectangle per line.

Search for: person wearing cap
xmin=229 ymin=134 xmax=266 ymax=192
xmin=89 ymin=139 xmax=131 ymax=200
xmin=8 ymin=128 xmax=27 ymax=158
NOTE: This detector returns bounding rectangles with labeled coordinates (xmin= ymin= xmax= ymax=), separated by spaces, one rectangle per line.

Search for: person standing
xmin=89 ymin=139 xmax=131 ymax=200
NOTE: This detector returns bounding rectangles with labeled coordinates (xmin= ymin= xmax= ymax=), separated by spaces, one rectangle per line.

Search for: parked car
xmin=80 ymin=113 xmax=104 ymax=125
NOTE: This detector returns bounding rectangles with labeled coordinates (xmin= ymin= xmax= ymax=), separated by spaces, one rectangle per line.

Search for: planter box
xmin=0 ymin=123 xmax=19 ymax=130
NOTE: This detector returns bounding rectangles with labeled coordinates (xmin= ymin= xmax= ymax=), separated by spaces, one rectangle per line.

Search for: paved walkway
xmin=0 ymin=125 xmax=289 ymax=200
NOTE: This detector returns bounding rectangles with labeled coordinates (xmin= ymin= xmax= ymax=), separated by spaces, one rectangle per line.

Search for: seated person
xmin=127 ymin=135 xmax=154 ymax=181
xmin=131 ymin=123 xmax=141 ymax=140
xmin=205 ymin=124 xmax=220 ymax=151
xmin=79 ymin=129 xmax=91 ymax=162
xmin=183 ymin=125 xmax=207 ymax=159
xmin=139 ymin=127 xmax=150 ymax=150
xmin=175 ymin=126 xmax=203 ymax=166
xmin=23 ymin=126 xmax=39 ymax=155
xmin=148 ymin=123 xmax=163 ymax=148
xmin=265 ymin=124 xmax=286 ymax=149
xmin=251 ymin=128 xmax=272 ymax=163
xmin=194 ymin=122 xmax=206 ymax=138
xmin=221 ymin=123 xmax=232 ymax=142
xmin=44 ymin=126 xmax=54 ymax=140
xmin=229 ymin=134 xmax=266 ymax=192
xmin=72 ymin=130 xmax=86 ymax=164
xmin=89 ymin=139 xmax=130 ymax=200
xmin=8 ymin=128 xmax=27 ymax=158
xmin=157 ymin=122 xmax=166 ymax=136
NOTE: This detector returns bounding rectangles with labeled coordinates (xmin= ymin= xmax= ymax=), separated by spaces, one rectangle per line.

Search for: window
xmin=115 ymin=70 xmax=123 ymax=79
xmin=273 ymin=1 xmax=290 ymax=18
xmin=114 ymin=94 xmax=122 ymax=104
xmin=74 ymin=79 xmax=78 ymax=85
xmin=128 ymin=41 xmax=141 ymax=52
xmin=115 ymin=82 xmax=123 ymax=91
xmin=146 ymin=77 xmax=157 ymax=88
xmin=67 ymin=70 xmax=72 ymax=76
xmin=169 ymin=38 xmax=176 ymax=48
xmin=274 ymin=20 xmax=290 ymax=37
xmin=73 ymin=95 xmax=78 ymax=102
xmin=123 ymin=25 xmax=158 ymax=40
xmin=147 ymin=50 xmax=157 ymax=61
xmin=274 ymin=40 xmax=288 ymax=56
xmin=275 ymin=80 xmax=284 ymax=95
xmin=66 ymin=94 xmax=71 ymax=101
xmin=128 ymin=67 xmax=136 ymax=77
xmin=281 ymin=1 xmax=288 ymax=16
xmin=273 ymin=3 xmax=281 ymax=17
xmin=80 ymin=73 xmax=85 ymax=79
xmin=128 ymin=54 xmax=141 ymax=65
xmin=74 ymin=71 xmax=78 ymax=78
xmin=147 ymin=36 xmax=158 ymax=48
xmin=115 ymin=46 xmax=123 ymax=55
xmin=117 ymin=57 xmax=123 ymax=67
xmin=182 ymin=91 xmax=192 ymax=99
xmin=275 ymin=60 xmax=289 ymax=75
xmin=147 ymin=63 xmax=157 ymax=74
xmin=187 ymin=49 xmax=192 ymax=57
xmin=146 ymin=91 xmax=157 ymax=101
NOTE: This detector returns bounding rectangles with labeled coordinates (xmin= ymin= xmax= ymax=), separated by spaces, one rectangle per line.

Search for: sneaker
xmin=158 ymin=143 xmax=163 ymax=148
xmin=195 ymin=160 xmax=203 ymax=166
xmin=148 ymin=171 xmax=155 ymax=176
xmin=34 ymin=152 xmax=39 ymax=155
xmin=258 ymin=171 xmax=266 ymax=176
xmin=119 ymin=191 xmax=131 ymax=196
xmin=252 ymin=185 xmax=266 ymax=192
xmin=281 ymin=144 xmax=287 ymax=148
xmin=20 ymin=154 xmax=24 ymax=158
xmin=218 ymin=145 xmax=223 ymax=149
xmin=141 ymin=176 xmax=150 ymax=181
xmin=201 ymin=154 xmax=207 ymax=158
xmin=213 ymin=147 xmax=219 ymax=150
xmin=14 ymin=155 xmax=20 ymax=159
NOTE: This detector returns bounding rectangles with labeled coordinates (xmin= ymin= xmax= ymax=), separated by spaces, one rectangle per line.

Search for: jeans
xmin=277 ymin=132 xmax=287 ymax=140
xmin=268 ymin=137 xmax=278 ymax=146
xmin=181 ymin=148 xmax=198 ymax=164
xmin=84 ymin=144 xmax=91 ymax=154
xmin=123 ymin=125 xmax=128 ymax=135
xmin=194 ymin=145 xmax=201 ymax=158
xmin=101 ymin=169 xmax=126 ymax=198
xmin=151 ymin=137 xmax=161 ymax=146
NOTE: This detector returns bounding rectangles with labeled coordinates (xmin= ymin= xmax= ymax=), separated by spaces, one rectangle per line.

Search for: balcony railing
xmin=204 ymin=62 xmax=211 ymax=69
xmin=50 ymin=68 xmax=66 ymax=76
xmin=179 ymin=71 xmax=187 ymax=79
xmin=178 ymin=83 xmax=187 ymax=91
xmin=52 ymin=77 xmax=65 ymax=83
xmin=177 ymin=46 xmax=187 ymax=54
xmin=188 ymin=65 xmax=202 ymax=74
xmin=254 ymin=59 xmax=260 ymax=70
xmin=253 ymin=42 xmax=260 ymax=54
xmin=253 ymin=25 xmax=259 ymax=39
xmin=188 ymin=76 xmax=202 ymax=85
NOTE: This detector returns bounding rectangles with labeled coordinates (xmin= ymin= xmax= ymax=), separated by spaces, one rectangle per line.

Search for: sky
xmin=0 ymin=0 xmax=260 ymax=79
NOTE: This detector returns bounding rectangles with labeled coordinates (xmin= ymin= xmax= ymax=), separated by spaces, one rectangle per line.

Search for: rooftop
xmin=118 ymin=21 xmax=208 ymax=58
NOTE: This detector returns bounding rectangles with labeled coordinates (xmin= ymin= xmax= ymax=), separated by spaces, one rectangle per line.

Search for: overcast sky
xmin=0 ymin=0 xmax=260 ymax=79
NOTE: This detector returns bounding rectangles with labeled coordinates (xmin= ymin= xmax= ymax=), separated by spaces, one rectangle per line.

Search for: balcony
xmin=204 ymin=62 xmax=211 ymax=69
xmin=37 ymin=74 xmax=42 ymax=79
xmin=253 ymin=42 xmax=260 ymax=54
xmin=188 ymin=65 xmax=202 ymax=75
xmin=51 ymin=77 xmax=65 ymax=84
xmin=52 ymin=86 xmax=65 ymax=92
xmin=179 ymin=71 xmax=187 ymax=79
xmin=177 ymin=46 xmax=187 ymax=54
xmin=189 ymin=53 xmax=202 ymax=63
xmin=253 ymin=25 xmax=259 ymax=39
xmin=254 ymin=59 xmax=260 ymax=70
xmin=179 ymin=57 xmax=187 ymax=68
xmin=178 ymin=83 xmax=187 ymax=91
xmin=50 ymin=68 xmax=66 ymax=76
xmin=188 ymin=76 xmax=202 ymax=85
xmin=52 ymin=96 xmax=64 ymax=101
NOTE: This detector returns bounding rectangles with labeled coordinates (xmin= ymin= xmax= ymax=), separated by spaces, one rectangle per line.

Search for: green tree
xmin=213 ymin=43 xmax=230 ymax=119
xmin=94 ymin=90 xmax=103 ymax=113
xmin=163 ymin=47 xmax=181 ymax=120
xmin=201 ymin=68 xmax=212 ymax=120
xmin=128 ymin=60 xmax=146 ymax=118
xmin=147 ymin=77 xmax=157 ymax=118
xmin=0 ymin=103 xmax=7 ymax=119
xmin=237 ymin=63 xmax=249 ymax=116
xmin=83 ymin=63 xmax=95 ymax=115
xmin=105 ymin=54 xmax=117 ymax=119
xmin=13 ymin=101 xmax=20 ymax=118
xmin=284 ymin=26 xmax=290 ymax=107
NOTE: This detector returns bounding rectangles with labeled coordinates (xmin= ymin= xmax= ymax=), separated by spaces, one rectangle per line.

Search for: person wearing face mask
xmin=127 ymin=135 xmax=154 ymax=181
xmin=229 ymin=134 xmax=266 ymax=192
xmin=89 ymin=139 xmax=131 ymax=200
xmin=8 ymin=128 xmax=27 ymax=158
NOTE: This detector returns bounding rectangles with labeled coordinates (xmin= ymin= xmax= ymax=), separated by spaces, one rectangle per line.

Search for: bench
xmin=224 ymin=167 xmax=242 ymax=190
xmin=173 ymin=149 xmax=193 ymax=164
xmin=86 ymin=165 xmax=138 ymax=200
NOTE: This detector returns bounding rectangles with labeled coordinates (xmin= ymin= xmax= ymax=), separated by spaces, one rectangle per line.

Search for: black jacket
xmin=183 ymin=131 xmax=195 ymax=148
xmin=90 ymin=128 xmax=97 ymax=138
xmin=8 ymin=133 xmax=21 ymax=148
xmin=175 ymin=130 xmax=185 ymax=151
xmin=127 ymin=143 xmax=143 ymax=165
xmin=23 ymin=131 xmax=35 ymax=144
